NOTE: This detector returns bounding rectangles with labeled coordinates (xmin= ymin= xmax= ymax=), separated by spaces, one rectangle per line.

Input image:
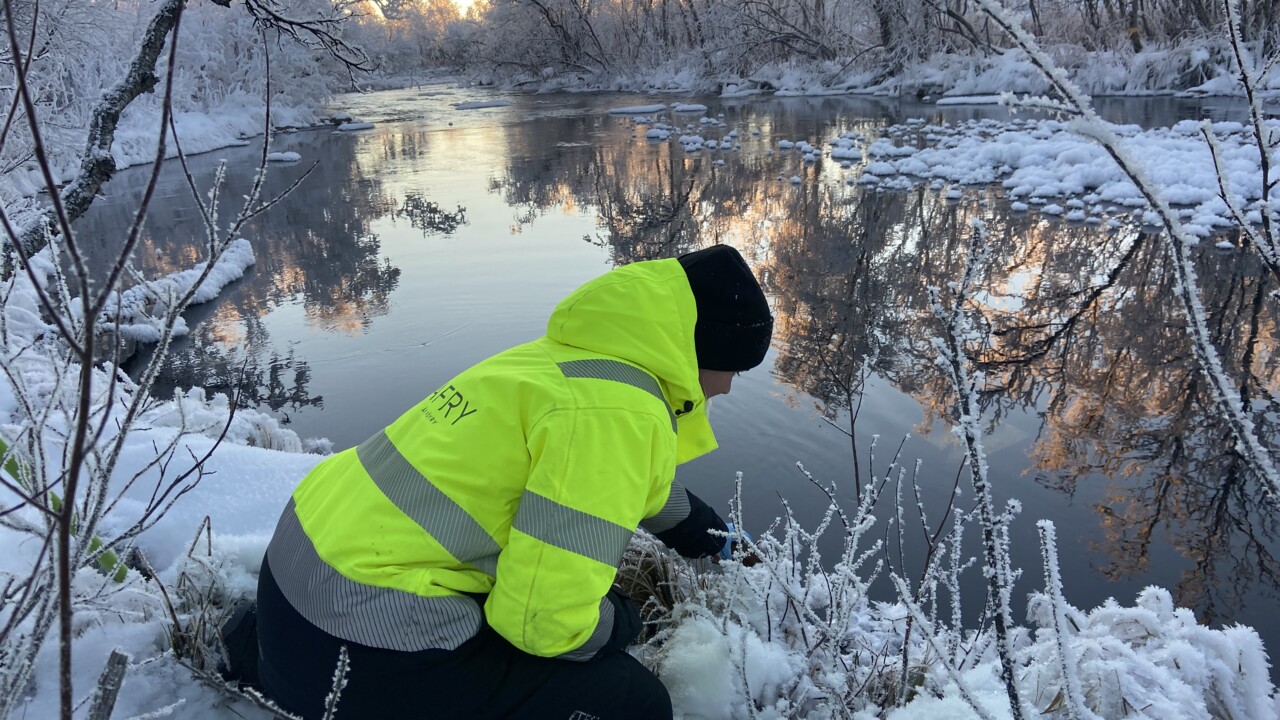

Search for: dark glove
xmin=652 ymin=489 xmax=729 ymax=558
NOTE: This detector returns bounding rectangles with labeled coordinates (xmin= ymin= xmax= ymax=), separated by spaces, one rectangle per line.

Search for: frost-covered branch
xmin=890 ymin=573 xmax=997 ymax=720
xmin=242 ymin=0 xmax=373 ymax=83
xmin=1224 ymin=0 xmax=1277 ymax=256
xmin=319 ymin=645 xmax=350 ymax=720
xmin=5 ymin=0 xmax=184 ymax=260
xmin=1035 ymin=521 xmax=1099 ymax=720
xmin=85 ymin=649 xmax=129 ymax=720
xmin=974 ymin=0 xmax=1280 ymax=504
xmin=0 ymin=3 xmax=320 ymax=717
xmin=928 ymin=219 xmax=1027 ymax=720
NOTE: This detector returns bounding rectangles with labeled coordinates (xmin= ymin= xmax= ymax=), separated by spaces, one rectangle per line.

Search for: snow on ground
xmin=336 ymin=121 xmax=375 ymax=131
xmin=266 ymin=151 xmax=301 ymax=162
xmin=0 ymin=97 xmax=324 ymax=201
xmin=9 ymin=436 xmax=321 ymax=720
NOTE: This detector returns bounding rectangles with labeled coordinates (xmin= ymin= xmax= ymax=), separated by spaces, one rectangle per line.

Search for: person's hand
xmin=717 ymin=523 xmax=760 ymax=567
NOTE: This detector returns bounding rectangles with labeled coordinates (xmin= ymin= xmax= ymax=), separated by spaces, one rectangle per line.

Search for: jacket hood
xmin=546 ymin=259 xmax=717 ymax=464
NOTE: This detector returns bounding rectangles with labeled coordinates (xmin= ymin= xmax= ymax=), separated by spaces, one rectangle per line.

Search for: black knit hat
xmin=678 ymin=245 xmax=773 ymax=372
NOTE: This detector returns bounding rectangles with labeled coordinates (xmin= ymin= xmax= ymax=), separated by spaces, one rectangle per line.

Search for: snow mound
xmin=936 ymin=95 xmax=1004 ymax=105
xmin=96 ymin=238 xmax=256 ymax=343
xmin=609 ymin=104 xmax=667 ymax=114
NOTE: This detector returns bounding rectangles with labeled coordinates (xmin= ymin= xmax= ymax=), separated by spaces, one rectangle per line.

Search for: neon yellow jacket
xmin=266 ymin=258 xmax=719 ymax=659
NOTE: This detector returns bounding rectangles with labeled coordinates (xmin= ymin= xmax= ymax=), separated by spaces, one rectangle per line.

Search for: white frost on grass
xmin=631 ymin=518 xmax=1279 ymax=720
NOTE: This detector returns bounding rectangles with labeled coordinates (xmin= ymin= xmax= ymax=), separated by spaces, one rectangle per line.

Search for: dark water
xmin=74 ymin=87 xmax=1279 ymax=674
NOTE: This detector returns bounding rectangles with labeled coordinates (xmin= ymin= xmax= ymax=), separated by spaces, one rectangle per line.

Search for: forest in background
xmin=3 ymin=0 xmax=1276 ymax=205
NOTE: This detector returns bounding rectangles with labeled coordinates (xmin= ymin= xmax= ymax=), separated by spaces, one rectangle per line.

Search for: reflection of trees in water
xmin=765 ymin=183 xmax=1280 ymax=620
xmin=496 ymin=130 xmax=709 ymax=263
xmin=75 ymin=126 xmax=467 ymax=419
xmin=977 ymin=225 xmax=1280 ymax=621
xmin=392 ymin=192 xmax=466 ymax=236
xmin=489 ymin=106 xmax=893 ymax=265
xmin=131 ymin=306 xmax=323 ymax=422
xmin=486 ymin=105 xmax=1280 ymax=626
xmin=751 ymin=172 xmax=1280 ymax=624
xmin=586 ymin=148 xmax=699 ymax=262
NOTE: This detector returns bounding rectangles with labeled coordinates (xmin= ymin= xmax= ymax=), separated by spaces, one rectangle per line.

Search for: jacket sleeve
xmin=639 ymin=480 xmax=728 ymax=558
xmin=485 ymin=406 xmax=674 ymax=660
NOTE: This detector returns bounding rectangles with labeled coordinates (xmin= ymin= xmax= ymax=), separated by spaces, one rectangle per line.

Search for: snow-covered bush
xmin=619 ymin=494 xmax=1278 ymax=720
xmin=0 ymin=2 xmax=360 ymax=709
xmin=1023 ymin=583 xmax=1274 ymax=720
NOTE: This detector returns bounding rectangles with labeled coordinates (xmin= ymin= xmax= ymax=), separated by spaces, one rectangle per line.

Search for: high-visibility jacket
xmin=266 ymin=257 xmax=725 ymax=660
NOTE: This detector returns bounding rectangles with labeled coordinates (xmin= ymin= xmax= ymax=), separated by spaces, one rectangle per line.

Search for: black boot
xmin=218 ymin=598 xmax=262 ymax=690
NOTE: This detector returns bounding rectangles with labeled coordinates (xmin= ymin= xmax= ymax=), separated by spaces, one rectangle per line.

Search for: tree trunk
xmin=7 ymin=0 xmax=186 ymax=262
xmin=1028 ymin=0 xmax=1044 ymax=35
xmin=872 ymin=0 xmax=894 ymax=48
xmin=1127 ymin=0 xmax=1143 ymax=52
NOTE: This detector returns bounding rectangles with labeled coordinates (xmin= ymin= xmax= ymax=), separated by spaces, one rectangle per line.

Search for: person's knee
xmin=617 ymin=654 xmax=673 ymax=720
xmin=639 ymin=671 xmax=674 ymax=720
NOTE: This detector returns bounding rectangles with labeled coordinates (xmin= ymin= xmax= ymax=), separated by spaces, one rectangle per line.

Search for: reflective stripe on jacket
xmin=267 ymin=258 xmax=719 ymax=659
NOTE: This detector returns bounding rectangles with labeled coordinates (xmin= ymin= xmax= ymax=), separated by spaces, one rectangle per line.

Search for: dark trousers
xmin=256 ymin=558 xmax=673 ymax=720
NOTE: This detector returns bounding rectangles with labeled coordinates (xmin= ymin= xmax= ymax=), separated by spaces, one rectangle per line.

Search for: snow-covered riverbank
xmin=4 ymin=81 xmax=1279 ymax=719
xmin=3 ymin=196 xmax=1278 ymax=718
xmin=3 ymin=395 xmax=1275 ymax=719
xmin=498 ymin=46 xmax=1280 ymax=101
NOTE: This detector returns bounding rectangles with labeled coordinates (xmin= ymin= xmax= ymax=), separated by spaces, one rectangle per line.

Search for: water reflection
xmin=392 ymin=193 xmax=467 ymax=236
xmin=70 ymin=92 xmax=1278 ymax=667
xmin=772 ymin=199 xmax=1280 ymax=627
xmin=488 ymin=98 xmax=1280 ymax=647
xmin=975 ymin=223 xmax=1280 ymax=625
xmin=76 ymin=125 xmax=469 ymax=417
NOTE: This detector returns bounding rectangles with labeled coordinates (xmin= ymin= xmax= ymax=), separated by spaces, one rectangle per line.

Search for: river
xmin=73 ymin=86 xmax=1279 ymax=675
